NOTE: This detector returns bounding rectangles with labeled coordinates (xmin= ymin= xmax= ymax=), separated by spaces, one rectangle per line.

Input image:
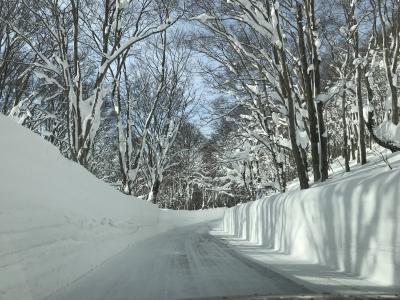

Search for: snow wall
xmin=0 ymin=115 xmax=224 ymax=300
xmin=222 ymin=169 xmax=400 ymax=286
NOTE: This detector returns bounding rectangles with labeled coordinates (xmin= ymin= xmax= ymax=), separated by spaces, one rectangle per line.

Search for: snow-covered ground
xmin=0 ymin=116 xmax=224 ymax=300
xmin=213 ymin=150 xmax=400 ymax=295
xmin=2 ymin=114 xmax=400 ymax=299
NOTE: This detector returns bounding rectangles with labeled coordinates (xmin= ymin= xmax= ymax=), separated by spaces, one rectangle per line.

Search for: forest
xmin=1 ymin=0 xmax=399 ymax=210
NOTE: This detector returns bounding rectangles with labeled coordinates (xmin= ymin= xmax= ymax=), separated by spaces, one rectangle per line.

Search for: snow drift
xmin=374 ymin=119 xmax=400 ymax=147
xmin=0 ymin=116 xmax=223 ymax=300
xmin=219 ymin=156 xmax=400 ymax=286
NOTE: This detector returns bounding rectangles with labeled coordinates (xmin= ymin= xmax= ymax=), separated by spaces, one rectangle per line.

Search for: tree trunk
xmin=317 ymin=102 xmax=329 ymax=179
xmin=342 ymin=90 xmax=350 ymax=172
xmin=296 ymin=3 xmax=320 ymax=183
xmin=307 ymin=0 xmax=329 ymax=181
xmin=356 ymin=66 xmax=367 ymax=164
xmin=351 ymin=137 xmax=356 ymax=161
xmin=149 ymin=177 xmax=161 ymax=204
xmin=281 ymin=57 xmax=309 ymax=189
xmin=269 ymin=4 xmax=308 ymax=189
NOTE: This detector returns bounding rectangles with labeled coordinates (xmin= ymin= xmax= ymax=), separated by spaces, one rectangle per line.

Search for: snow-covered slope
xmin=214 ymin=152 xmax=400 ymax=292
xmin=0 ymin=116 xmax=224 ymax=300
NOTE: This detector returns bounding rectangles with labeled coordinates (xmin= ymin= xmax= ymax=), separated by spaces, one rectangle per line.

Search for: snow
xmin=2 ymin=114 xmax=400 ymax=299
xmin=246 ymin=83 xmax=259 ymax=95
xmin=296 ymin=129 xmax=309 ymax=149
xmin=0 ymin=116 xmax=224 ymax=300
xmin=118 ymin=0 xmax=130 ymax=9
xmin=374 ymin=119 xmax=400 ymax=147
xmin=192 ymin=13 xmax=214 ymax=22
xmin=350 ymin=24 xmax=358 ymax=32
xmin=314 ymin=38 xmax=321 ymax=49
xmin=213 ymin=151 xmax=400 ymax=293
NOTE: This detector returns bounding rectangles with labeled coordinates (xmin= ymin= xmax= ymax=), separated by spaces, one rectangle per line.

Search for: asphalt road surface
xmin=47 ymin=224 xmax=311 ymax=300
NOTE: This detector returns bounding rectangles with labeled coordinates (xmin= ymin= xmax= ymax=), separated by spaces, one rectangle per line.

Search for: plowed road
xmin=48 ymin=224 xmax=310 ymax=300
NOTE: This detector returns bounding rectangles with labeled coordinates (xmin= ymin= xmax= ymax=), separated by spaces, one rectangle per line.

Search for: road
xmin=47 ymin=223 xmax=311 ymax=300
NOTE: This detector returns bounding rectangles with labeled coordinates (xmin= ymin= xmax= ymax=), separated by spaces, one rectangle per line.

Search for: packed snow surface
xmin=0 ymin=116 xmax=224 ymax=300
xmin=215 ymin=151 xmax=400 ymax=294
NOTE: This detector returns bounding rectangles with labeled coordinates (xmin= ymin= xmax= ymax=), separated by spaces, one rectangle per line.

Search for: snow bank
xmin=0 ymin=116 xmax=224 ymax=300
xmin=219 ymin=156 xmax=400 ymax=287
xmin=374 ymin=119 xmax=400 ymax=147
